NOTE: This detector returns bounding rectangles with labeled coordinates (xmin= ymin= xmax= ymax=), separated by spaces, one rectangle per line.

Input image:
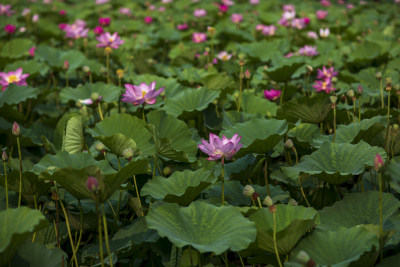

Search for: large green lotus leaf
xmin=348 ymin=42 xmax=382 ymax=63
xmin=245 ymin=40 xmax=290 ymax=62
xmin=288 ymin=123 xmax=321 ymax=147
xmin=147 ymin=110 xmax=198 ymax=162
xmin=0 ymin=171 xmax=51 ymax=198
xmin=60 ymin=82 xmax=121 ymax=104
xmin=0 ymin=38 xmax=34 ymax=58
xmin=141 ymin=169 xmax=217 ymax=206
xmin=62 ymin=114 xmax=84 ymax=154
xmin=96 ymin=133 xmax=137 ymax=158
xmin=265 ymin=57 xmax=305 ymax=82
xmin=248 ymin=205 xmax=319 ymax=254
xmin=276 ymin=94 xmax=331 ymax=124
xmin=387 ymin=161 xmax=400 ymax=194
xmin=199 ymin=73 xmax=235 ymax=91
xmin=87 ymin=113 xmax=155 ymax=156
xmin=241 ymin=92 xmax=278 ymax=117
xmin=291 ymin=227 xmax=379 ymax=267
xmin=35 ymin=45 xmax=85 ymax=69
xmin=377 ymin=253 xmax=400 ymax=267
xmin=282 ymin=142 xmax=386 ymax=185
xmin=17 ymin=242 xmax=67 ymax=267
xmin=221 ymin=110 xmax=257 ymax=128
xmin=0 ymin=207 xmax=49 ymax=266
xmin=317 ymin=191 xmax=400 ymax=231
xmin=0 ymin=84 xmax=39 ymax=108
xmin=162 ymin=87 xmax=220 ymax=117
xmin=5 ymin=60 xmax=49 ymax=76
xmin=220 ymin=118 xmax=288 ymax=157
xmin=334 ymin=116 xmax=386 ymax=144
xmin=146 ymin=201 xmax=257 ymax=254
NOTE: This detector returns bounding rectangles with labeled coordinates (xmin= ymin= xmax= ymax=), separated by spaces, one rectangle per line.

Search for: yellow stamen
xmin=7 ymin=75 xmax=19 ymax=83
xmin=142 ymin=91 xmax=146 ymax=98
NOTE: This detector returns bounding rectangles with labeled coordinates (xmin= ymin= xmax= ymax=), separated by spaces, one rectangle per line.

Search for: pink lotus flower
xmin=119 ymin=8 xmax=131 ymax=15
xmin=374 ymin=153 xmax=384 ymax=172
xmin=93 ymin=26 xmax=104 ymax=35
xmin=264 ymin=89 xmax=281 ymax=101
xmin=32 ymin=14 xmax=39 ymax=23
xmin=222 ymin=0 xmax=235 ymax=5
xmin=192 ymin=32 xmax=207 ymax=43
xmin=283 ymin=10 xmax=296 ymax=20
xmin=231 ymin=13 xmax=243 ymax=23
xmin=321 ymin=0 xmax=331 ymax=6
xmin=284 ymin=52 xmax=294 ymax=58
xmin=217 ymin=51 xmax=232 ymax=61
xmin=79 ymin=98 xmax=94 ymax=105
xmin=59 ymin=10 xmax=66 ymax=15
xmin=283 ymin=4 xmax=295 ymax=12
xmin=122 ymin=81 xmax=164 ymax=106
xmin=298 ymin=45 xmax=319 ymax=57
xmin=12 ymin=122 xmax=20 ymax=136
xmin=96 ymin=0 xmax=109 ymax=4
xmin=0 ymin=4 xmax=13 ymax=16
xmin=250 ymin=0 xmax=259 ymax=4
xmin=22 ymin=8 xmax=30 ymax=16
xmin=99 ymin=17 xmax=111 ymax=26
xmin=0 ymin=68 xmax=29 ymax=91
xmin=96 ymin=32 xmax=124 ymax=49
xmin=291 ymin=18 xmax=307 ymax=29
xmin=307 ymin=31 xmax=318 ymax=39
xmin=219 ymin=4 xmax=228 ymax=12
xmin=4 ymin=24 xmax=16 ymax=34
xmin=177 ymin=23 xmax=188 ymax=30
xmin=198 ymin=133 xmax=243 ymax=161
xmin=62 ymin=20 xmax=89 ymax=39
xmin=29 ymin=47 xmax=36 ymax=57
xmin=278 ymin=17 xmax=290 ymax=27
xmin=313 ymin=79 xmax=335 ymax=93
xmin=347 ymin=4 xmax=354 ymax=9
xmin=316 ymin=10 xmax=328 ymax=19
xmin=194 ymin=9 xmax=206 ymax=17
xmin=144 ymin=16 xmax=153 ymax=24
xmin=86 ymin=176 xmax=99 ymax=192
xmin=262 ymin=25 xmax=277 ymax=36
xmin=316 ymin=66 xmax=338 ymax=80
xmin=59 ymin=23 xmax=67 ymax=30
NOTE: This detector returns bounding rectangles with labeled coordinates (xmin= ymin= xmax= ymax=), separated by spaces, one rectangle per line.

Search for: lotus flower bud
xmin=296 ymin=250 xmax=311 ymax=264
xmin=2 ymin=151 xmax=8 ymax=161
xmin=63 ymin=60 xmax=69 ymax=70
xmin=393 ymin=124 xmax=399 ymax=132
xmin=83 ymin=66 xmax=90 ymax=73
xmin=357 ymin=85 xmax=363 ymax=94
xmin=244 ymin=69 xmax=251 ymax=79
xmin=374 ymin=153 xmax=384 ymax=172
xmin=386 ymin=77 xmax=392 ymax=85
xmin=238 ymin=54 xmax=245 ymax=66
xmin=306 ymin=65 xmax=313 ymax=72
xmin=243 ymin=185 xmax=255 ymax=198
xmin=330 ymin=95 xmax=337 ymax=104
xmin=263 ymin=196 xmax=273 ymax=207
xmin=375 ymin=72 xmax=382 ymax=80
xmin=86 ymin=176 xmax=99 ymax=192
xmin=346 ymin=89 xmax=354 ymax=98
xmin=12 ymin=121 xmax=20 ymax=136
xmin=116 ymin=69 xmax=124 ymax=79
xmin=284 ymin=139 xmax=294 ymax=149
xmin=95 ymin=142 xmax=106 ymax=152
xmin=122 ymin=148 xmax=134 ymax=161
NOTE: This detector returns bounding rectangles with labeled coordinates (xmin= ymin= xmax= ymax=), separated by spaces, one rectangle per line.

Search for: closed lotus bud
xmin=12 ymin=121 xmax=20 ymax=136
xmin=122 ymin=148 xmax=134 ymax=161
xmin=86 ymin=176 xmax=99 ymax=192
xmin=306 ymin=65 xmax=313 ymax=72
xmin=284 ymin=139 xmax=294 ymax=149
xmin=296 ymin=250 xmax=311 ymax=264
xmin=375 ymin=72 xmax=382 ymax=80
xmin=95 ymin=142 xmax=106 ymax=152
xmin=357 ymin=85 xmax=363 ymax=94
xmin=244 ymin=69 xmax=251 ymax=79
xmin=330 ymin=95 xmax=337 ymax=104
xmin=83 ymin=66 xmax=90 ymax=73
xmin=63 ymin=60 xmax=69 ymax=70
xmin=263 ymin=196 xmax=273 ymax=207
xmin=2 ymin=151 xmax=8 ymax=161
xmin=243 ymin=185 xmax=255 ymax=198
xmin=346 ymin=89 xmax=354 ymax=98
xmin=116 ymin=69 xmax=124 ymax=79
xmin=374 ymin=153 xmax=384 ymax=172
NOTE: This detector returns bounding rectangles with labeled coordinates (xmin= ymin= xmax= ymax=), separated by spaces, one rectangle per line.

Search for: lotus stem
xmin=101 ymin=203 xmax=113 ymax=267
xmin=391 ymin=132 xmax=397 ymax=159
xmin=98 ymin=102 xmax=104 ymax=121
xmin=385 ymin=91 xmax=391 ymax=153
xmin=115 ymin=157 xmax=122 ymax=222
xmin=320 ymin=122 xmax=323 ymax=134
xmin=380 ymin=79 xmax=384 ymax=109
xmin=133 ymin=175 xmax=144 ymax=216
xmin=298 ymin=176 xmax=310 ymax=207
xmin=142 ymin=103 xmax=146 ymax=122
xmin=378 ymin=172 xmax=384 ymax=261
xmin=272 ymin=211 xmax=283 ymax=267
xmin=59 ymin=200 xmax=79 ymax=267
xmin=264 ymin=157 xmax=270 ymax=196
xmin=256 ymin=197 xmax=263 ymax=209
xmin=224 ymin=251 xmax=229 ymax=267
xmin=3 ymin=160 xmax=8 ymax=209
xmin=106 ymin=52 xmax=110 ymax=84
xmin=65 ymin=71 xmax=69 ymax=87
xmin=306 ymin=74 xmax=310 ymax=96
xmin=72 ymin=199 xmax=84 ymax=257
xmin=280 ymin=84 xmax=285 ymax=105
xmin=16 ymin=136 xmax=23 ymax=207
xmin=95 ymin=201 xmax=105 ymax=267
xmin=237 ymin=252 xmax=245 ymax=267
xmin=353 ymin=100 xmax=356 ymax=123
xmin=152 ymin=154 xmax=159 ymax=178
xmin=237 ymin=65 xmax=243 ymax=112
xmin=188 ymin=245 xmax=194 ymax=267
xmin=118 ymin=78 xmax=122 ymax=114
xmin=333 ymin=106 xmax=337 ymax=143
xmin=344 ymin=98 xmax=351 ymax=122
xmin=221 ymin=157 xmax=225 ymax=206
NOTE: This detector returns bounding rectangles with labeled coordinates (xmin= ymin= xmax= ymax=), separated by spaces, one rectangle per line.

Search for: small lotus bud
xmin=375 ymin=72 xmax=382 ymax=80
xmin=122 ymin=148 xmax=134 ymax=161
xmin=393 ymin=124 xmax=399 ymax=131
xmin=284 ymin=139 xmax=294 ymax=149
xmin=357 ymin=85 xmax=363 ymax=94
xmin=86 ymin=176 xmax=99 ymax=192
xmin=346 ymin=89 xmax=354 ymax=98
xmin=243 ymin=185 xmax=255 ymax=198
xmin=12 ymin=121 xmax=20 ymax=136
xmin=83 ymin=66 xmax=90 ymax=73
xmin=91 ymin=92 xmax=100 ymax=101
xmin=263 ymin=196 xmax=273 ymax=207
xmin=63 ymin=60 xmax=69 ymax=70
xmin=95 ymin=142 xmax=106 ymax=152
xmin=296 ymin=250 xmax=311 ymax=264
xmin=374 ymin=153 xmax=384 ymax=172
xmin=163 ymin=166 xmax=173 ymax=177
xmin=244 ymin=69 xmax=251 ymax=79
xmin=330 ymin=95 xmax=337 ymax=104
xmin=306 ymin=65 xmax=313 ymax=72
xmin=2 ymin=151 xmax=8 ymax=161
xmin=116 ymin=69 xmax=124 ymax=79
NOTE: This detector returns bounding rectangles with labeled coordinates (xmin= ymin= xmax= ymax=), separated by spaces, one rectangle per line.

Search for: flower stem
xmin=3 ymin=160 xmax=8 ymax=209
xmin=333 ymin=107 xmax=337 ymax=143
xmin=380 ymin=79 xmax=384 ymax=109
xmin=98 ymin=102 xmax=104 ymax=121
xmin=16 ymin=136 xmax=22 ymax=207
xmin=133 ymin=175 xmax=144 ymax=216
xmin=221 ymin=157 xmax=225 ymax=206
xmin=237 ymin=65 xmax=243 ymax=112
xmin=101 ymin=203 xmax=113 ymax=267
xmin=152 ymin=154 xmax=159 ymax=178
xmin=359 ymin=96 xmax=362 ymax=122
xmin=256 ymin=197 xmax=263 ymax=209
xmin=237 ymin=252 xmax=244 ymax=267
xmin=272 ymin=211 xmax=283 ymax=267
xmin=264 ymin=157 xmax=270 ymax=196
xmin=106 ymin=52 xmax=110 ymax=84
xmin=385 ymin=91 xmax=391 ymax=153
xmin=95 ymin=201 xmax=105 ymax=267
xmin=59 ymin=200 xmax=79 ymax=267
xmin=72 ymin=199 xmax=84 ymax=257
xmin=353 ymin=100 xmax=356 ymax=123
xmin=378 ymin=172 xmax=384 ymax=261
xmin=65 ymin=71 xmax=69 ymax=87
xmin=279 ymin=84 xmax=285 ymax=105
xmin=142 ymin=104 xmax=146 ymax=122
xmin=298 ymin=176 xmax=310 ymax=207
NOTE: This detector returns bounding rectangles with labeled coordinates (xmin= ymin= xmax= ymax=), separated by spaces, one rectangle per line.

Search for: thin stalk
xmin=298 ymin=176 xmax=310 ymax=207
xmin=224 ymin=251 xmax=228 ymax=267
xmin=95 ymin=201 xmax=104 ymax=267
xmin=152 ymin=154 xmax=159 ymax=178
xmin=133 ymin=175 xmax=144 ymax=216
xmin=279 ymin=84 xmax=285 ymax=105
xmin=115 ymin=158 xmax=122 ymax=222
xmin=98 ymin=102 xmax=104 ymax=121
xmin=353 ymin=100 xmax=356 ymax=123
xmin=272 ymin=211 xmax=283 ymax=267
xmin=385 ymin=91 xmax=391 ymax=153
xmin=380 ymin=79 xmax=384 ymax=109
xmin=344 ymin=98 xmax=351 ymax=121
xmin=237 ymin=252 xmax=245 ymax=267
xmin=264 ymin=157 xmax=270 ymax=196
xmin=306 ymin=74 xmax=310 ymax=96
xmin=320 ymin=122 xmax=323 ymax=134
xmin=3 ymin=160 xmax=8 ymax=209
xmin=188 ymin=246 xmax=194 ymax=267
xmin=358 ymin=96 xmax=362 ymax=122
xmin=106 ymin=52 xmax=110 ymax=84
xmin=379 ymin=172 xmax=384 ymax=261
xmin=237 ymin=65 xmax=244 ymax=112
xmin=107 ymin=200 xmax=116 ymax=218
xmin=142 ymin=104 xmax=146 ymax=121
xmin=391 ymin=133 xmax=397 ymax=159
xmin=101 ymin=203 xmax=113 ymax=267
xmin=65 ymin=71 xmax=69 ymax=87
xmin=118 ymin=78 xmax=122 ymax=114
xmin=59 ymin=200 xmax=79 ymax=267
xmin=256 ymin=197 xmax=263 ymax=209
xmin=72 ymin=199 xmax=84 ymax=258
xmin=321 ymin=182 xmax=326 ymax=208
xmin=16 ymin=136 xmax=23 ymax=207
xmin=333 ymin=107 xmax=337 ymax=143
xmin=221 ymin=157 xmax=225 ymax=205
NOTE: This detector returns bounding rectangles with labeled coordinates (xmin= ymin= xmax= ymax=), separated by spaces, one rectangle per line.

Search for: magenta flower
xmin=96 ymin=32 xmax=124 ymax=50
xmin=231 ymin=13 xmax=243 ymax=23
xmin=192 ymin=32 xmax=207 ymax=43
xmin=320 ymin=0 xmax=331 ymax=6
xmin=298 ymin=45 xmax=319 ymax=57
xmin=264 ymin=89 xmax=281 ymax=101
xmin=219 ymin=4 xmax=228 ymax=12
xmin=99 ymin=17 xmax=111 ymax=26
xmin=198 ymin=133 xmax=243 ymax=161
xmin=122 ymin=81 xmax=164 ymax=106
xmin=29 ymin=47 xmax=36 ymax=57
xmin=144 ymin=16 xmax=153 ymax=24
xmin=59 ymin=10 xmax=66 ymax=15
xmin=86 ymin=176 xmax=99 ymax=192
xmin=12 ymin=121 xmax=20 ymax=136
xmin=177 ymin=23 xmax=188 ymax=30
xmin=0 ymin=68 xmax=29 ymax=91
xmin=374 ymin=153 xmax=384 ymax=172
xmin=59 ymin=23 xmax=67 ymax=30
xmin=316 ymin=10 xmax=328 ymax=19
xmin=316 ymin=66 xmax=338 ymax=80
xmin=4 ymin=24 xmax=16 ymax=34
xmin=313 ymin=79 xmax=335 ymax=93
xmin=0 ymin=4 xmax=13 ymax=16
xmin=93 ymin=26 xmax=104 ymax=35
xmin=261 ymin=25 xmax=277 ymax=36
xmin=194 ymin=9 xmax=207 ymax=17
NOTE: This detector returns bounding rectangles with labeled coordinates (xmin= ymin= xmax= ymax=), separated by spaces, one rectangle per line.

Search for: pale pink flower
xmin=250 ymin=0 xmax=259 ymax=4
xmin=261 ymin=25 xmax=277 ymax=36
xmin=96 ymin=32 xmax=124 ymax=49
xmin=320 ymin=0 xmax=331 ymax=6
xmin=319 ymin=28 xmax=330 ymax=38
xmin=231 ymin=13 xmax=243 ymax=23
xmin=32 ymin=14 xmax=39 ymax=22
xmin=119 ymin=8 xmax=131 ymax=15
xmin=122 ymin=81 xmax=164 ymax=106
xmin=0 ymin=4 xmax=13 ymax=16
xmin=307 ymin=31 xmax=318 ymax=39
xmin=0 ymin=68 xmax=29 ymax=91
xmin=198 ymin=133 xmax=242 ymax=161
xmin=96 ymin=0 xmax=109 ymax=4
xmin=316 ymin=10 xmax=328 ymax=19
xmin=192 ymin=32 xmax=207 ymax=43
xmin=298 ymin=45 xmax=318 ymax=57
xmin=217 ymin=51 xmax=232 ymax=61
xmin=194 ymin=9 xmax=206 ymax=17
xmin=22 ymin=8 xmax=30 ymax=16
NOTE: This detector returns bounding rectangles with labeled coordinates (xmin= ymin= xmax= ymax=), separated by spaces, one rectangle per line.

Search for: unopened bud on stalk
xmin=63 ymin=60 xmax=69 ymax=70
xmin=12 ymin=121 xmax=20 ymax=136
xmin=357 ymin=85 xmax=363 ymax=94
xmin=330 ymin=95 xmax=337 ymax=104
xmin=207 ymin=26 xmax=216 ymax=35
xmin=95 ymin=142 xmax=106 ymax=153
xmin=263 ymin=196 xmax=273 ymax=207
xmin=346 ymin=89 xmax=354 ymax=98
xmin=122 ymin=148 xmax=134 ymax=161
xmin=245 ymin=69 xmax=251 ymax=79
xmin=296 ymin=250 xmax=311 ymax=264
xmin=375 ymin=72 xmax=382 ymax=80
xmin=374 ymin=153 xmax=384 ymax=172
xmin=306 ymin=65 xmax=313 ymax=72
xmin=91 ymin=92 xmax=100 ymax=101
xmin=86 ymin=176 xmax=99 ymax=192
xmin=2 ymin=151 xmax=8 ymax=161
xmin=243 ymin=185 xmax=255 ymax=198
xmin=284 ymin=139 xmax=294 ymax=149
xmin=83 ymin=66 xmax=90 ymax=73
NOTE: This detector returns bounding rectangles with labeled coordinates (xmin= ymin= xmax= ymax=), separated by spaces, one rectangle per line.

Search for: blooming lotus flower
xmin=231 ymin=13 xmax=243 ymax=23
xmin=0 ymin=68 xmax=29 ymax=91
xmin=194 ymin=9 xmax=206 ymax=17
xmin=119 ymin=8 xmax=131 ymax=15
xmin=298 ymin=45 xmax=319 ymax=57
xmin=313 ymin=79 xmax=335 ymax=93
xmin=4 ymin=24 xmax=16 ymax=34
xmin=78 ymin=98 xmax=93 ymax=105
xmin=122 ymin=81 xmax=164 ymax=106
xmin=62 ymin=20 xmax=89 ymax=39
xmin=283 ymin=10 xmax=296 ymax=20
xmin=177 ymin=23 xmax=188 ymax=30
xmin=198 ymin=133 xmax=243 ymax=161
xmin=250 ymin=0 xmax=259 ymax=4
xmin=144 ymin=16 xmax=153 ymax=24
xmin=278 ymin=17 xmax=290 ymax=27
xmin=291 ymin=18 xmax=307 ymax=29
xmin=192 ymin=32 xmax=207 ymax=43
xmin=0 ymin=4 xmax=13 ymax=16
xmin=283 ymin=4 xmax=295 ymax=12
xmin=316 ymin=66 xmax=338 ymax=80
xmin=217 ymin=51 xmax=232 ymax=61
xmin=32 ymin=14 xmax=39 ymax=23
xmin=222 ymin=0 xmax=235 ymax=5
xmin=96 ymin=0 xmax=109 ymax=4
xmin=93 ymin=26 xmax=104 ymax=35
xmin=320 ymin=0 xmax=331 ymax=6
xmin=22 ymin=8 xmax=30 ymax=16
xmin=99 ymin=17 xmax=111 ymax=26
xmin=319 ymin=28 xmax=330 ymax=38
xmin=96 ymin=32 xmax=124 ymax=49
xmin=264 ymin=89 xmax=281 ymax=101
xmin=261 ymin=25 xmax=277 ymax=36
xmin=219 ymin=4 xmax=228 ymax=12
xmin=307 ymin=31 xmax=318 ymax=39
xmin=316 ymin=10 xmax=328 ymax=19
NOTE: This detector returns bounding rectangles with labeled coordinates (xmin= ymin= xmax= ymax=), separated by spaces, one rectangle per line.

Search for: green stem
xmin=237 ymin=252 xmax=245 ymax=267
xmin=256 ymin=197 xmax=263 ymax=209
xmin=3 ymin=161 xmax=8 ymax=209
xmin=272 ymin=212 xmax=283 ymax=267
xmin=152 ymin=154 xmax=159 ymax=178
xmin=306 ymin=75 xmax=310 ymax=96
xmin=353 ymin=100 xmax=356 ymax=123
xmin=133 ymin=175 xmax=144 ymax=216
xmin=379 ymin=172 xmax=384 ymax=261
xmin=106 ymin=52 xmax=110 ymax=84
xmin=188 ymin=246 xmax=194 ymax=267
xmin=59 ymin=200 xmax=79 ymax=267
xmin=333 ymin=107 xmax=337 ymax=143
xmin=391 ymin=133 xmax=397 ymax=159
xmin=264 ymin=157 xmax=270 ymax=196
xmin=298 ymin=176 xmax=310 ymax=207
xmin=142 ymin=104 xmax=146 ymax=121
xmin=65 ymin=71 xmax=69 ymax=87
xmin=385 ymin=91 xmax=391 ymax=153
xmin=98 ymin=102 xmax=104 ymax=121
xmin=221 ymin=157 xmax=225 ymax=206
xmin=279 ymin=84 xmax=285 ymax=105
xmin=95 ymin=201 xmax=104 ymax=267
xmin=224 ymin=251 xmax=228 ymax=267
xmin=101 ymin=203 xmax=113 ymax=267
xmin=237 ymin=65 xmax=243 ymax=112
xmin=380 ymin=79 xmax=384 ymax=109
xmin=73 ymin=199 xmax=84 ymax=257
xmin=16 ymin=136 xmax=22 ymax=207
xmin=359 ymin=96 xmax=362 ymax=122
xmin=115 ymin=158 xmax=122 ymax=222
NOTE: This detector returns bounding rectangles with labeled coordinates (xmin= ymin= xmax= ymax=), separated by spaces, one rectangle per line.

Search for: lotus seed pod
xmin=207 ymin=26 xmax=215 ymax=35
xmin=122 ymin=148 xmax=134 ymax=161
xmin=375 ymin=72 xmax=382 ymax=79
xmin=306 ymin=65 xmax=313 ymax=72
xmin=346 ymin=89 xmax=354 ymax=98
xmin=116 ymin=69 xmax=124 ymax=79
xmin=91 ymin=92 xmax=100 ymax=101
xmin=95 ymin=142 xmax=106 ymax=152
xmin=86 ymin=176 xmax=99 ymax=192
xmin=296 ymin=250 xmax=311 ymax=264
xmin=330 ymin=95 xmax=337 ymax=104
xmin=374 ymin=153 xmax=384 ymax=172
xmin=263 ymin=196 xmax=273 ymax=207
xmin=243 ymin=185 xmax=255 ymax=198
xmin=2 ymin=151 xmax=8 ymax=161
xmin=12 ymin=121 xmax=20 ymax=136
xmin=163 ymin=166 xmax=173 ymax=177
xmin=284 ymin=139 xmax=294 ymax=149
xmin=83 ymin=66 xmax=90 ymax=73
